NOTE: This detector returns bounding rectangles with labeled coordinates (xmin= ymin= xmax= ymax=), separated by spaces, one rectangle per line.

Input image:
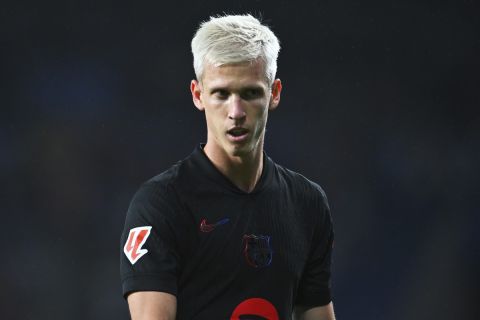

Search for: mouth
xmin=226 ymin=127 xmax=249 ymax=142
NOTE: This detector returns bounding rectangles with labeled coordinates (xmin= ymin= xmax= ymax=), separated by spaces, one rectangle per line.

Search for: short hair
xmin=191 ymin=14 xmax=280 ymax=85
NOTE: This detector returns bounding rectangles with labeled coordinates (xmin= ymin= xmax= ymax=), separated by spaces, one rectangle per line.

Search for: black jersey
xmin=120 ymin=145 xmax=334 ymax=319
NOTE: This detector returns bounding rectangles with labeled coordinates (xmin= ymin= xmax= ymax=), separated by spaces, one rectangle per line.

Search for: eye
xmin=242 ymin=88 xmax=263 ymax=100
xmin=213 ymin=89 xmax=229 ymax=99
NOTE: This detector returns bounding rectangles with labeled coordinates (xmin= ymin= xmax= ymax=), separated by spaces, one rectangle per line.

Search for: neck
xmin=203 ymin=142 xmax=264 ymax=193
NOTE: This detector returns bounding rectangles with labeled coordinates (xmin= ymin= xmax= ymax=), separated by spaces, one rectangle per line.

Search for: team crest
xmin=243 ymin=235 xmax=273 ymax=268
xmin=124 ymin=226 xmax=152 ymax=265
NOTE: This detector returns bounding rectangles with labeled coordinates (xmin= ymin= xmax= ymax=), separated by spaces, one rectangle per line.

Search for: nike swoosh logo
xmin=200 ymin=218 xmax=230 ymax=233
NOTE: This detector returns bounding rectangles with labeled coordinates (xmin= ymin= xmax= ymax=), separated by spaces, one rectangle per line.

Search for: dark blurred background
xmin=1 ymin=0 xmax=479 ymax=319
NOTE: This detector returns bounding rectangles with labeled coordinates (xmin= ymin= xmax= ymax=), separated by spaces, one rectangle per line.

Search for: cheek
xmin=205 ymin=107 xmax=225 ymax=131
xmin=254 ymin=107 xmax=269 ymax=125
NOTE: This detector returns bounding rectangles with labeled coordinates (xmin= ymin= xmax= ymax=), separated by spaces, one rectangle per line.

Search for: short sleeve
xmin=120 ymin=182 xmax=183 ymax=298
xmin=295 ymin=189 xmax=334 ymax=308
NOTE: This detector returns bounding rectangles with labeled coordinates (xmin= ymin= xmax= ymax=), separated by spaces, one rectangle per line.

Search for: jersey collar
xmin=189 ymin=143 xmax=274 ymax=195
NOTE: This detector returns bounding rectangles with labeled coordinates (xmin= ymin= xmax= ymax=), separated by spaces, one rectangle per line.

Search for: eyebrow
xmin=208 ymin=85 xmax=265 ymax=94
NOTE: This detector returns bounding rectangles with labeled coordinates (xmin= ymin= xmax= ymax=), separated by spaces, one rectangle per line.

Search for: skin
xmin=294 ymin=302 xmax=336 ymax=320
xmin=127 ymin=59 xmax=335 ymax=320
xmin=127 ymin=291 xmax=176 ymax=320
xmin=191 ymin=59 xmax=282 ymax=193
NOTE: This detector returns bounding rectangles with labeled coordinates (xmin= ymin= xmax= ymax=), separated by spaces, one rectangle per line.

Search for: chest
xmin=179 ymin=190 xmax=314 ymax=285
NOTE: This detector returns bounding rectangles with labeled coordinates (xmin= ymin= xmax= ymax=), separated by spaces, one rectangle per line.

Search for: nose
xmin=228 ymin=95 xmax=246 ymax=120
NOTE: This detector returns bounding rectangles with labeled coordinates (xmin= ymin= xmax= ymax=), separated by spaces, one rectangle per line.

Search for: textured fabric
xmin=120 ymin=145 xmax=334 ymax=319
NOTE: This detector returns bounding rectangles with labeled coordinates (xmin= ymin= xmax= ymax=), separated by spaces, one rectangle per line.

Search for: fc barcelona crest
xmin=243 ymin=234 xmax=273 ymax=268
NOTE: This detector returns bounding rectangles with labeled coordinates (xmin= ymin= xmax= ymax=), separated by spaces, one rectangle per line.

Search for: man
xmin=120 ymin=14 xmax=336 ymax=320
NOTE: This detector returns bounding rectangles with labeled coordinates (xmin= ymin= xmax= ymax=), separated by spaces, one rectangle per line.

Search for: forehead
xmin=201 ymin=60 xmax=268 ymax=89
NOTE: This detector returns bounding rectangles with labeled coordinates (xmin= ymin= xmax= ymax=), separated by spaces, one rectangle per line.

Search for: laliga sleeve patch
xmin=123 ymin=226 xmax=152 ymax=265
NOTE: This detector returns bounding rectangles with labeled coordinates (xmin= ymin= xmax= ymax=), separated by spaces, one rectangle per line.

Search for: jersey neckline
xmin=189 ymin=143 xmax=274 ymax=195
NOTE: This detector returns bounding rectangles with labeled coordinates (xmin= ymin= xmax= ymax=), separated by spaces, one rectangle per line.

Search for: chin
xmin=228 ymin=144 xmax=254 ymax=157
xmin=228 ymin=147 xmax=246 ymax=157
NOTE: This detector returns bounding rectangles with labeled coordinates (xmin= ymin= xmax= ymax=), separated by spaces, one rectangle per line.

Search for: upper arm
xmin=295 ymin=188 xmax=334 ymax=307
xmin=295 ymin=185 xmax=335 ymax=310
xmin=294 ymin=302 xmax=336 ymax=320
xmin=127 ymin=291 xmax=176 ymax=320
xmin=120 ymin=182 xmax=190 ymax=300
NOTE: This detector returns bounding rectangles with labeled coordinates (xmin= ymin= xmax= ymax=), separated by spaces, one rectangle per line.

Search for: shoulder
xmin=126 ymin=158 xmax=192 ymax=222
xmin=270 ymin=160 xmax=333 ymax=239
xmin=272 ymin=161 xmax=329 ymax=207
xmin=132 ymin=162 xmax=182 ymax=204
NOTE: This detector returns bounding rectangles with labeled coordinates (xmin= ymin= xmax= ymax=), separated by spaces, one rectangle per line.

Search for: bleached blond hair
xmin=191 ymin=14 xmax=280 ymax=85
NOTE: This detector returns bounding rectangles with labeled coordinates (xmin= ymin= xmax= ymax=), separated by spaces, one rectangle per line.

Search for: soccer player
xmin=120 ymin=14 xmax=336 ymax=320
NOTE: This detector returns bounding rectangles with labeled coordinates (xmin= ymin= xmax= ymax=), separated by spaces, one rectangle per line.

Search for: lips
xmin=227 ymin=127 xmax=249 ymax=137
xmin=227 ymin=127 xmax=249 ymax=142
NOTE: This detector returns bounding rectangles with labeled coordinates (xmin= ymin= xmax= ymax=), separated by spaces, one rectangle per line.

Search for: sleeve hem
xmin=295 ymin=289 xmax=332 ymax=308
xmin=122 ymin=273 xmax=177 ymax=299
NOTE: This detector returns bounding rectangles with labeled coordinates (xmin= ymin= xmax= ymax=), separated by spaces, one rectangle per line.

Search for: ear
xmin=268 ymin=79 xmax=282 ymax=111
xmin=191 ymin=80 xmax=204 ymax=111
